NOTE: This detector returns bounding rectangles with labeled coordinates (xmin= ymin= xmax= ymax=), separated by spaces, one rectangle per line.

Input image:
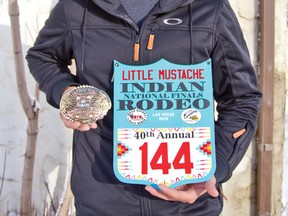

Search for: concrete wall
xmin=223 ymin=1 xmax=288 ymax=216
xmin=221 ymin=1 xmax=259 ymax=215
xmin=276 ymin=0 xmax=288 ymax=215
xmin=0 ymin=0 xmax=287 ymax=215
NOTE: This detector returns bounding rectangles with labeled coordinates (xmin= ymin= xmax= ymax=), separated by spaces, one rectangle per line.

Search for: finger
xmin=155 ymin=184 xmax=199 ymax=203
xmin=206 ymin=177 xmax=219 ymax=197
xmin=88 ymin=122 xmax=98 ymax=129
xmin=190 ymin=183 xmax=207 ymax=198
xmin=77 ymin=124 xmax=93 ymax=131
xmin=63 ymin=118 xmax=82 ymax=130
xmin=146 ymin=184 xmax=206 ymax=204
xmin=175 ymin=184 xmax=186 ymax=191
xmin=60 ymin=113 xmax=97 ymax=131
xmin=60 ymin=113 xmax=77 ymax=128
xmin=158 ymin=184 xmax=182 ymax=200
xmin=78 ymin=122 xmax=98 ymax=131
xmin=145 ymin=185 xmax=173 ymax=201
xmin=62 ymin=86 xmax=77 ymax=96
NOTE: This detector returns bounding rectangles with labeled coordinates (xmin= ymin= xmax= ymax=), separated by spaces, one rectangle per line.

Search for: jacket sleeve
xmin=26 ymin=0 xmax=78 ymax=108
xmin=212 ymin=0 xmax=262 ymax=183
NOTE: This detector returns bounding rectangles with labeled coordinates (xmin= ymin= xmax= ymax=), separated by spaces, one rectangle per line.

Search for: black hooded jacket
xmin=26 ymin=0 xmax=262 ymax=215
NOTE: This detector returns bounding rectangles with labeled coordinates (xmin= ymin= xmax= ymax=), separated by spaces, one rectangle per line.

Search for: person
xmin=26 ymin=0 xmax=262 ymax=215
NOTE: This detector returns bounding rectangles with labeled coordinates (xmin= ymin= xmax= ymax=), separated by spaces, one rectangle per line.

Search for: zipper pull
xmin=147 ymin=29 xmax=155 ymax=50
xmin=134 ymin=36 xmax=140 ymax=62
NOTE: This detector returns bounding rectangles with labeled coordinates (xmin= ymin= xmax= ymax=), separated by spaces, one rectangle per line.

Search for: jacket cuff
xmin=47 ymin=77 xmax=79 ymax=108
xmin=215 ymin=152 xmax=231 ymax=183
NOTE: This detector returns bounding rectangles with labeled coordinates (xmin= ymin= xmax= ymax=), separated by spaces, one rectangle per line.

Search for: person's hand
xmin=60 ymin=113 xmax=97 ymax=131
xmin=145 ymin=176 xmax=218 ymax=204
xmin=59 ymin=86 xmax=98 ymax=131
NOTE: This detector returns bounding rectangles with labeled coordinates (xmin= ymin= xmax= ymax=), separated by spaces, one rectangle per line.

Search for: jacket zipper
xmin=134 ymin=35 xmax=140 ymax=62
xmin=134 ymin=28 xmax=157 ymax=62
xmin=147 ymin=28 xmax=156 ymax=50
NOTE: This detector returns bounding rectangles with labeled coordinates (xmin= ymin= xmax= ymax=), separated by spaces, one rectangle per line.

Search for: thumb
xmin=206 ymin=176 xmax=219 ymax=197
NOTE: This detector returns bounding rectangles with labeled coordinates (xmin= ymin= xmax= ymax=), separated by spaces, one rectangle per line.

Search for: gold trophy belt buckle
xmin=60 ymin=85 xmax=112 ymax=124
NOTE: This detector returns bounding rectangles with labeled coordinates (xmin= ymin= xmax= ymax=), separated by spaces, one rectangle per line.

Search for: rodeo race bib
xmin=113 ymin=59 xmax=216 ymax=189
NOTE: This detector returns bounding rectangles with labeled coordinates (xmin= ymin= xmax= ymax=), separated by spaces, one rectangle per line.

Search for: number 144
xmin=139 ymin=142 xmax=194 ymax=175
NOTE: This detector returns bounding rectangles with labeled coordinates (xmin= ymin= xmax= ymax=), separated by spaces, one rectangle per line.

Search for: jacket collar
xmin=90 ymin=0 xmax=195 ymax=14
xmin=159 ymin=0 xmax=195 ymax=11
xmin=88 ymin=0 xmax=195 ymax=32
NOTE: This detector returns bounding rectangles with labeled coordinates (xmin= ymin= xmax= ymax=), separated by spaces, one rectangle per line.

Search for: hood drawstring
xmin=189 ymin=2 xmax=194 ymax=64
xmin=81 ymin=0 xmax=88 ymax=71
